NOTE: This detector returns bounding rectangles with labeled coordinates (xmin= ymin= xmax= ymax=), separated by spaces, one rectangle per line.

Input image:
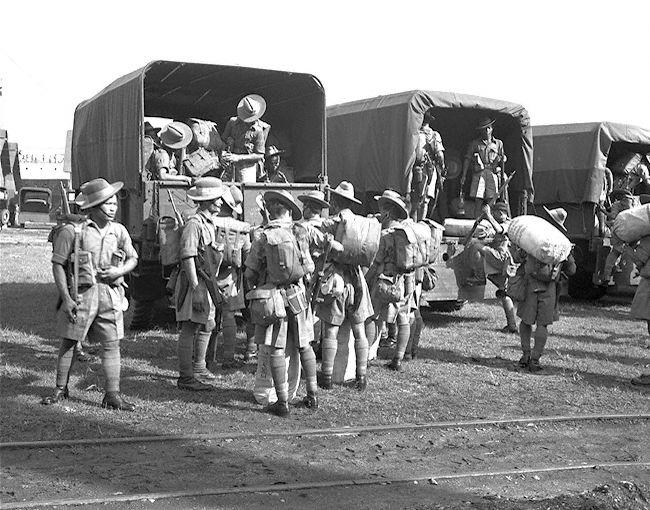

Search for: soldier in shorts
xmin=42 ymin=178 xmax=138 ymax=410
xmin=245 ymin=190 xmax=319 ymax=417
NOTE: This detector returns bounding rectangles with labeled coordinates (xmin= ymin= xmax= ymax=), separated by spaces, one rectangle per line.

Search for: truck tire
xmin=130 ymin=300 xmax=155 ymax=330
xmin=567 ymin=270 xmax=607 ymax=300
xmin=0 ymin=209 xmax=9 ymax=228
xmin=426 ymin=299 xmax=466 ymax=312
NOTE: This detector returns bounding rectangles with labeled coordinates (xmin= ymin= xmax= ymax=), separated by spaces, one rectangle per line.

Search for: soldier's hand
xmin=62 ymin=297 xmax=78 ymax=323
xmin=97 ymin=267 xmax=122 ymax=282
xmin=329 ymin=240 xmax=344 ymax=253
xmin=221 ymin=152 xmax=240 ymax=164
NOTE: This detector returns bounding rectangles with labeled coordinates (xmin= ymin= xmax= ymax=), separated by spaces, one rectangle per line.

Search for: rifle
xmin=463 ymin=171 xmax=516 ymax=244
xmin=310 ymin=241 xmax=333 ymax=306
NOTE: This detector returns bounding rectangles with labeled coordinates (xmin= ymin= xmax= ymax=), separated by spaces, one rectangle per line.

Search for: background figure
xmin=259 ymin=145 xmax=290 ymax=183
xmin=149 ymin=122 xmax=194 ymax=183
xmin=411 ymin=109 xmax=445 ymax=221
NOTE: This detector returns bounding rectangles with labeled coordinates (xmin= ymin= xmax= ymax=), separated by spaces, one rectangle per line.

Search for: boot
xmin=528 ymin=359 xmax=543 ymax=373
xmin=386 ymin=358 xmax=402 ymax=371
xmin=302 ymin=391 xmax=318 ymax=409
xmin=355 ymin=375 xmax=367 ymax=391
xmin=177 ymin=376 xmax=213 ymax=391
xmin=518 ymin=354 xmax=530 ymax=367
xmin=101 ymin=392 xmax=135 ymax=411
xmin=194 ymin=368 xmax=218 ymax=382
xmin=41 ymin=386 xmax=68 ymax=405
xmin=267 ymin=400 xmax=289 ymax=417
xmin=318 ymin=373 xmax=332 ymax=390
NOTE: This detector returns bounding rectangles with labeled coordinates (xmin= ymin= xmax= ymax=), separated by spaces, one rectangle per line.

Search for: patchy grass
xmin=1 ymin=229 xmax=649 ymax=443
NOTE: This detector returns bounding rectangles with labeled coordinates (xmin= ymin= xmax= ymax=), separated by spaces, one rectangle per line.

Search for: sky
xmin=2 ymin=0 xmax=649 ymax=152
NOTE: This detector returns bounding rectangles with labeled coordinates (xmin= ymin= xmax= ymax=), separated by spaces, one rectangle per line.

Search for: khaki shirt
xmin=464 ymin=137 xmax=505 ymax=171
xmin=221 ymin=117 xmax=267 ymax=155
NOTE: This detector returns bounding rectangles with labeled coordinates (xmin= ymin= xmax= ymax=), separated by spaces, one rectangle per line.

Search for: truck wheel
xmin=130 ymin=300 xmax=155 ymax=330
xmin=427 ymin=299 xmax=466 ymax=312
xmin=0 ymin=209 xmax=9 ymax=228
xmin=568 ymin=270 xmax=607 ymax=300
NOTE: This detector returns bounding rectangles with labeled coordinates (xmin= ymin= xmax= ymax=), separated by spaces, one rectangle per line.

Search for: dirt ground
xmin=1 ymin=227 xmax=649 ymax=508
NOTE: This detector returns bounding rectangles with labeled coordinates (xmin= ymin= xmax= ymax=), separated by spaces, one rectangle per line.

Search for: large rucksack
xmin=213 ymin=216 xmax=250 ymax=268
xmin=264 ymin=223 xmax=314 ymax=286
xmin=332 ymin=211 xmax=381 ymax=267
xmin=393 ymin=220 xmax=442 ymax=272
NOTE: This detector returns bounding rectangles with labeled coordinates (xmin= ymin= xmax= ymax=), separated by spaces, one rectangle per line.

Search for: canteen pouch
xmin=247 ymin=286 xmax=287 ymax=326
xmin=284 ymin=284 xmax=308 ymax=315
xmin=421 ymin=266 xmax=438 ymax=291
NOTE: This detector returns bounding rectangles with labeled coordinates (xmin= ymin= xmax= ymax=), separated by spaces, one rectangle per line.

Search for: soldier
xmin=42 ymin=178 xmax=138 ymax=410
xmin=476 ymin=202 xmax=518 ymax=333
xmin=260 ymin=146 xmax=290 ymax=183
xmin=245 ymin=190 xmax=319 ymax=416
xmin=175 ymin=177 xmax=226 ymax=390
xmin=411 ymin=109 xmax=445 ymax=221
xmin=365 ymin=190 xmax=413 ymax=371
xmin=221 ymin=94 xmax=269 ymax=183
xmin=460 ymin=117 xmax=507 ymax=218
xmin=313 ymin=182 xmax=374 ymax=390
xmin=514 ymin=207 xmax=576 ymax=372
xmin=146 ymin=121 xmax=193 ymax=183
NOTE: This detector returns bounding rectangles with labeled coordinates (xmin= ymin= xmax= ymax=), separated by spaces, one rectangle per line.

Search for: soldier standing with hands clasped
xmin=42 ymin=178 xmax=138 ymax=410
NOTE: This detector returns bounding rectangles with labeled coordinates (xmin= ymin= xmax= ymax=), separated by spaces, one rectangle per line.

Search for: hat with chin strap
xmin=76 ymin=178 xmax=124 ymax=210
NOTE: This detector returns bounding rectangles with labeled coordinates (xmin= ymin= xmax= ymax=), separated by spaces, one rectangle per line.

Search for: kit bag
xmin=263 ymin=225 xmax=313 ymax=286
xmin=333 ymin=212 xmax=381 ymax=267
xmin=612 ymin=204 xmax=650 ymax=243
xmin=507 ymin=215 xmax=572 ymax=265
xmin=183 ymin=147 xmax=218 ymax=177
xmin=213 ymin=216 xmax=250 ymax=268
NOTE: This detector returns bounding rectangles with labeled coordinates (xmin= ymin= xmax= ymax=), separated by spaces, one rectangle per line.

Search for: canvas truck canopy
xmin=327 ymin=90 xmax=534 ymax=209
xmin=533 ymin=122 xmax=650 ymax=204
xmin=72 ymin=61 xmax=326 ymax=191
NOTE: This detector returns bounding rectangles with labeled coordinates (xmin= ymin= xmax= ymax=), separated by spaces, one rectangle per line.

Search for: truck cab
xmin=72 ymin=60 xmax=326 ymax=328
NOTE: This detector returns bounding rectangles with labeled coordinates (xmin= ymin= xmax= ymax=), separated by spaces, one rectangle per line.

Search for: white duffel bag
xmin=506 ymin=215 xmax=572 ymax=265
xmin=612 ymin=204 xmax=650 ymax=243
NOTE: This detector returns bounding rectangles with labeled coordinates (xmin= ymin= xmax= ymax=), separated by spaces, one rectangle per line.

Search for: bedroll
xmin=333 ymin=212 xmax=381 ymax=267
xmin=612 ymin=204 xmax=650 ymax=243
xmin=507 ymin=215 xmax=572 ymax=265
xmin=213 ymin=216 xmax=250 ymax=268
xmin=393 ymin=220 xmax=442 ymax=272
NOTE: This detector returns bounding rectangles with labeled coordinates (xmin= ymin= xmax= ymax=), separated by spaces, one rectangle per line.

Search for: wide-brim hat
xmin=187 ymin=177 xmax=226 ymax=202
xmin=264 ymin=189 xmax=302 ymax=221
xmin=543 ymin=205 xmax=568 ymax=233
xmin=610 ymin=188 xmax=634 ymax=201
xmin=76 ymin=178 xmax=123 ymax=210
xmin=237 ymin=94 xmax=266 ymax=123
xmin=298 ymin=190 xmax=329 ymax=209
xmin=222 ymin=187 xmax=243 ymax=215
xmin=159 ymin=121 xmax=193 ymax=149
xmin=374 ymin=190 xmax=408 ymax=220
xmin=492 ymin=201 xmax=510 ymax=214
xmin=229 ymin=184 xmax=243 ymax=205
xmin=329 ymin=181 xmax=361 ymax=205
xmin=144 ymin=121 xmax=160 ymax=135
xmin=476 ymin=117 xmax=495 ymax=130
xmin=265 ymin=145 xmax=284 ymax=158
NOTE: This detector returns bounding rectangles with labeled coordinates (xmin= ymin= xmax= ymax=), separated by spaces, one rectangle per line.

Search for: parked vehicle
xmin=16 ymin=186 xmax=53 ymax=227
xmin=533 ymin=122 xmax=650 ymax=299
xmin=0 ymin=186 xmax=9 ymax=228
xmin=72 ymin=60 xmax=326 ymax=328
xmin=327 ymin=90 xmax=535 ymax=308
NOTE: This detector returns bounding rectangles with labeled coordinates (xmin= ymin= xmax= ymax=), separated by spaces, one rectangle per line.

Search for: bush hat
xmin=476 ymin=117 xmax=496 ymax=130
xmin=222 ymin=187 xmax=243 ymax=215
xmin=76 ymin=178 xmax=124 ymax=210
xmin=329 ymin=181 xmax=361 ymax=205
xmin=264 ymin=189 xmax=302 ymax=221
xmin=374 ymin=190 xmax=408 ymax=220
xmin=187 ymin=177 xmax=226 ymax=202
xmin=159 ymin=121 xmax=192 ymax=150
xmin=543 ymin=205 xmax=568 ymax=233
xmin=265 ymin=145 xmax=284 ymax=158
xmin=298 ymin=190 xmax=329 ymax=209
xmin=229 ymin=184 xmax=243 ymax=205
xmin=237 ymin=94 xmax=266 ymax=123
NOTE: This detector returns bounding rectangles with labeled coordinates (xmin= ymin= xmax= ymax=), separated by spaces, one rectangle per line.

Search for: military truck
xmin=327 ymin=90 xmax=535 ymax=309
xmin=533 ymin=122 xmax=650 ymax=299
xmin=72 ymin=60 xmax=326 ymax=328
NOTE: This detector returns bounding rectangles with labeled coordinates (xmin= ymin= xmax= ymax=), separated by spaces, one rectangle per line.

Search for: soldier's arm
xmin=244 ymin=236 xmax=264 ymax=288
xmin=460 ymin=142 xmax=476 ymax=187
xmin=180 ymin=220 xmax=201 ymax=289
xmin=51 ymin=226 xmax=77 ymax=321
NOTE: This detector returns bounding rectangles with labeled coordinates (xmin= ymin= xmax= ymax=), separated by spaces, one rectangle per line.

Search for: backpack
xmin=264 ymin=223 xmax=314 ymax=286
xmin=213 ymin=216 xmax=250 ymax=268
xmin=332 ymin=212 xmax=381 ymax=267
xmin=183 ymin=147 xmax=219 ymax=177
xmin=393 ymin=221 xmax=437 ymax=272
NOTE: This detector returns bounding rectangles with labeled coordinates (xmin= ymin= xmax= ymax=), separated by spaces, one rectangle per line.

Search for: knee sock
xmin=55 ymin=338 xmax=77 ymax=388
xmin=503 ymin=296 xmax=517 ymax=329
xmin=299 ymin=346 xmax=318 ymax=394
xmin=387 ymin=322 xmax=397 ymax=341
xmin=193 ymin=330 xmax=212 ymax=374
xmin=409 ymin=310 xmax=424 ymax=353
xmin=222 ymin=312 xmax=237 ymax=361
xmin=270 ymin=348 xmax=288 ymax=403
xmin=320 ymin=334 xmax=338 ymax=377
xmin=178 ymin=322 xmax=196 ymax=378
xmin=352 ymin=324 xmax=368 ymax=378
xmin=532 ymin=326 xmax=548 ymax=361
xmin=519 ymin=322 xmax=532 ymax=356
xmin=394 ymin=319 xmax=411 ymax=361
xmin=101 ymin=338 xmax=121 ymax=393
xmin=365 ymin=319 xmax=377 ymax=348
